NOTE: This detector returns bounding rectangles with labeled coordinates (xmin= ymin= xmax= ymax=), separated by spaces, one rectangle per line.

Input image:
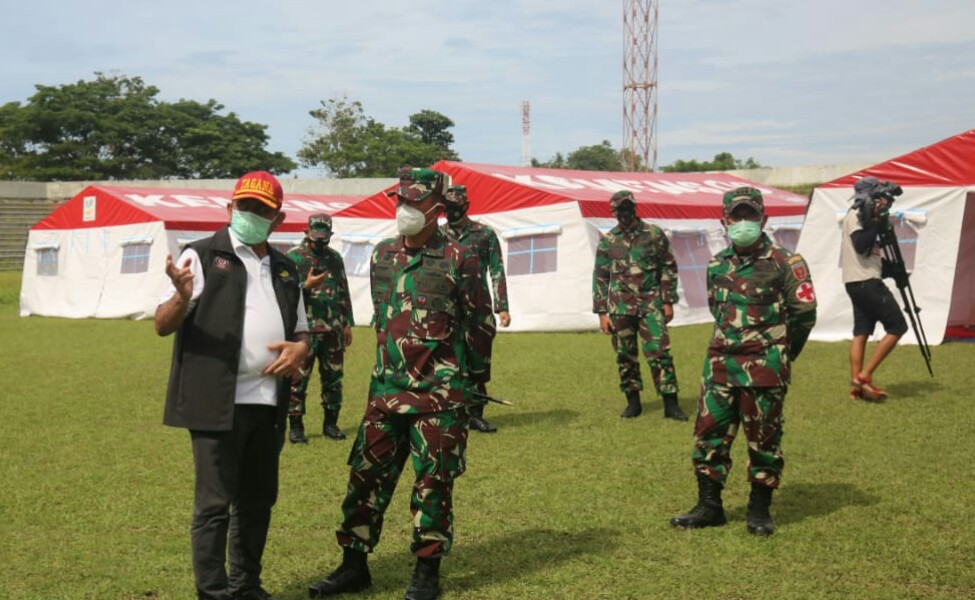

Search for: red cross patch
xmin=791 ymin=263 xmax=807 ymax=281
xmin=796 ymin=281 xmax=815 ymax=303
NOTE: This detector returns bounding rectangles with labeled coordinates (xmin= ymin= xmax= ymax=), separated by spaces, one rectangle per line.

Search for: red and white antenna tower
xmin=623 ymin=0 xmax=658 ymax=172
xmin=521 ymin=100 xmax=531 ymax=167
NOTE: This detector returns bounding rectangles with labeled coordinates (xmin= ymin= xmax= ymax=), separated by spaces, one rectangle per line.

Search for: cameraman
xmin=840 ymin=176 xmax=908 ymax=401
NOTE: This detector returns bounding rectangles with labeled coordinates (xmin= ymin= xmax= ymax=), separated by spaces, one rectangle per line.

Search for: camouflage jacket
xmin=368 ymin=229 xmax=495 ymax=414
xmin=287 ymin=238 xmax=354 ymax=337
xmin=592 ymin=220 xmax=679 ymax=315
xmin=704 ymin=233 xmax=818 ymax=387
xmin=440 ymin=220 xmax=509 ymax=313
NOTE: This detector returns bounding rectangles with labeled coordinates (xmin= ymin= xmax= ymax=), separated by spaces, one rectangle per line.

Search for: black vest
xmin=163 ymin=227 xmax=301 ymax=431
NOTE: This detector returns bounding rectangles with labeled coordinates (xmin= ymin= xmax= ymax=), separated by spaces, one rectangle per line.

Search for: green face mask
xmin=230 ymin=209 xmax=274 ymax=245
xmin=727 ymin=220 xmax=762 ymax=247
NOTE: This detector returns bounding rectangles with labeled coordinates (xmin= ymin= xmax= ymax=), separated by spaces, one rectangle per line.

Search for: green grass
xmin=1 ymin=270 xmax=973 ymax=599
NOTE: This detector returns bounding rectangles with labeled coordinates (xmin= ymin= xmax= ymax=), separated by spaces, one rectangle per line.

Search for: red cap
xmin=232 ymin=171 xmax=283 ymax=211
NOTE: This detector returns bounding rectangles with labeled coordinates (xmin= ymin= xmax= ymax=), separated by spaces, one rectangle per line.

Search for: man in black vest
xmin=155 ymin=170 xmax=310 ymax=600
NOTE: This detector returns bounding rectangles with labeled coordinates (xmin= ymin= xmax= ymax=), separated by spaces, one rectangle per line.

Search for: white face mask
xmin=396 ymin=203 xmax=436 ymax=236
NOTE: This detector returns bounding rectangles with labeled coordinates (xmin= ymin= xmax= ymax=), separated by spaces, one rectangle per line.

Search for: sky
xmin=4 ymin=0 xmax=975 ymax=177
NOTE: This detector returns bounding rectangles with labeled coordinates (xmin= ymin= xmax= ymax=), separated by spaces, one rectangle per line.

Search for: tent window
xmin=37 ymin=248 xmax=59 ymax=276
xmin=507 ymin=233 xmax=558 ymax=276
xmin=669 ymin=231 xmax=711 ymax=309
xmin=772 ymin=227 xmax=801 ymax=252
xmin=121 ymin=242 xmax=151 ymax=274
xmin=342 ymin=241 xmax=374 ymax=278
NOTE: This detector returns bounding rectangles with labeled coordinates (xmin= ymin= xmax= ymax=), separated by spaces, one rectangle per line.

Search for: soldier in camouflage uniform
xmin=309 ymin=168 xmax=495 ymax=600
xmin=592 ymin=190 xmax=689 ymax=421
xmin=440 ymin=184 xmax=509 ymax=433
xmin=286 ymin=214 xmax=354 ymax=443
xmin=670 ymin=187 xmax=817 ymax=536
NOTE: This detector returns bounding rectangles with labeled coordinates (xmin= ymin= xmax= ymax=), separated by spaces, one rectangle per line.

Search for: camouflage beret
xmin=308 ymin=213 xmax=332 ymax=239
xmin=394 ymin=167 xmax=450 ymax=202
xmin=722 ymin=186 xmax=764 ymax=217
xmin=445 ymin=184 xmax=468 ymax=205
xmin=609 ymin=190 xmax=636 ymax=210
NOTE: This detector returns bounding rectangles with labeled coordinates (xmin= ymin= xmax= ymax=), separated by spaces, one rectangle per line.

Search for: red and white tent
xmin=336 ymin=161 xmax=810 ymax=331
xmin=20 ymin=185 xmax=358 ymax=319
xmin=796 ymin=129 xmax=975 ymax=344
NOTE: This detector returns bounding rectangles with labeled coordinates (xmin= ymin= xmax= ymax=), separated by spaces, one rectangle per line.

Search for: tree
xmin=298 ymin=96 xmax=461 ymax=177
xmin=0 ymin=72 xmax=295 ymax=181
xmin=661 ymin=152 xmax=766 ymax=173
xmin=532 ymin=141 xmax=627 ymax=171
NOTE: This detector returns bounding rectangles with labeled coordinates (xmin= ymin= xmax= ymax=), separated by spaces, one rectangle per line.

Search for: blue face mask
xmin=230 ymin=209 xmax=274 ymax=245
xmin=727 ymin=220 xmax=762 ymax=247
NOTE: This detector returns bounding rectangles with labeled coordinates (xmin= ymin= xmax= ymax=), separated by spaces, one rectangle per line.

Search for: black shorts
xmin=845 ymin=279 xmax=909 ymax=337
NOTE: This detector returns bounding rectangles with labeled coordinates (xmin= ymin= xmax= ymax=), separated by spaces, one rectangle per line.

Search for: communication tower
xmin=521 ymin=101 xmax=531 ymax=167
xmin=623 ymin=0 xmax=658 ymax=171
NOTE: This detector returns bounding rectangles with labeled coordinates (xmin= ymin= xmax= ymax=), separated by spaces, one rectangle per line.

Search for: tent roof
xmin=821 ymin=128 xmax=975 ymax=188
xmin=31 ymin=185 xmax=362 ymax=232
xmin=336 ymin=161 xmax=810 ymax=220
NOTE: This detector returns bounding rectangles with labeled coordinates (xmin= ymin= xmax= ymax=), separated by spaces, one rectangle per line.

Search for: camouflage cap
xmin=392 ymin=167 xmax=451 ymax=203
xmin=609 ymin=190 xmax=636 ymax=210
xmin=445 ymin=184 xmax=468 ymax=206
xmin=308 ymin=213 xmax=332 ymax=239
xmin=722 ymin=186 xmax=764 ymax=217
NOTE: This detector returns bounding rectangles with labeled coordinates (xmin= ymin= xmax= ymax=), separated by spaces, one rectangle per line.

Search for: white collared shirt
xmin=159 ymin=230 xmax=308 ymax=406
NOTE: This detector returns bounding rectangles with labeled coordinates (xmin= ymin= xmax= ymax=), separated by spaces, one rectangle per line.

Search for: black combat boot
xmin=620 ymin=391 xmax=642 ymax=418
xmin=308 ymin=547 xmax=371 ymax=597
xmin=662 ymin=393 xmax=689 ymax=422
xmin=468 ymin=403 xmax=497 ymax=433
xmin=404 ymin=557 xmax=441 ymax=600
xmin=746 ymin=483 xmax=775 ymax=536
xmin=289 ymin=415 xmax=308 ymax=444
xmin=323 ymin=410 xmax=347 ymax=440
xmin=670 ymin=472 xmax=727 ymax=529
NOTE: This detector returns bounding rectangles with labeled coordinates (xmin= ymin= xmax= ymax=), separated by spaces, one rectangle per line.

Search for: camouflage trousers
xmin=289 ymin=332 xmax=344 ymax=416
xmin=610 ymin=312 xmax=679 ymax=396
xmin=691 ymin=382 xmax=786 ymax=488
xmin=336 ymin=402 xmax=469 ymax=558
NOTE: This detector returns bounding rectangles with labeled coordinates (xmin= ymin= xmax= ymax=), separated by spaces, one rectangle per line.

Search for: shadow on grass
xmin=448 ymin=527 xmax=618 ymax=592
xmin=483 ymin=408 xmax=579 ymax=429
xmin=882 ymin=378 xmax=943 ymax=401
xmin=726 ymin=481 xmax=878 ymax=526
xmin=289 ymin=527 xmax=616 ymax=598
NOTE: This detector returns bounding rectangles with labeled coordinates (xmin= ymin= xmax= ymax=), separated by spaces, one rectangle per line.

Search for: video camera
xmin=853 ymin=176 xmax=903 ymax=224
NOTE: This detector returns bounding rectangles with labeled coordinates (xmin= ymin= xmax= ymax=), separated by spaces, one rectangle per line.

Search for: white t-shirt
xmin=159 ymin=230 xmax=308 ymax=406
xmin=840 ymin=209 xmax=882 ymax=284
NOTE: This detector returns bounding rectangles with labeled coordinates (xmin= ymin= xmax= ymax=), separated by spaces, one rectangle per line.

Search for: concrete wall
xmin=1 ymin=177 xmax=396 ymax=202
xmin=720 ymin=163 xmax=871 ymax=188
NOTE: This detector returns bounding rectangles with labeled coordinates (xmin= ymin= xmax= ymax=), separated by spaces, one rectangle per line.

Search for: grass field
xmin=1 ymin=270 xmax=974 ymax=599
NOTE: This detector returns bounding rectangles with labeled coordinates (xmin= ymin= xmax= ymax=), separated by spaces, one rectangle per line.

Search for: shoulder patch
xmin=791 ymin=262 xmax=808 ymax=281
xmin=796 ymin=281 xmax=816 ymax=303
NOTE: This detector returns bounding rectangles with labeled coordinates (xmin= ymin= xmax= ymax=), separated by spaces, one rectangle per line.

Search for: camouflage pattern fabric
xmin=440 ymin=220 xmax=509 ymax=313
xmin=689 ymin=232 xmax=817 ymax=488
xmin=286 ymin=237 xmax=354 ymax=416
xmin=334 ymin=228 xmax=494 ymax=558
xmin=592 ymin=220 xmax=679 ymax=314
xmin=289 ymin=332 xmax=344 ymax=415
xmin=610 ymin=313 xmax=678 ymax=396
xmin=287 ymin=237 xmax=354 ymax=334
xmin=337 ymin=404 xmax=469 ymax=557
xmin=593 ymin=220 xmax=680 ymax=395
xmin=692 ymin=383 xmax=785 ymax=487
xmin=367 ymin=228 xmax=494 ymax=414
xmin=703 ymin=233 xmax=817 ymax=387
